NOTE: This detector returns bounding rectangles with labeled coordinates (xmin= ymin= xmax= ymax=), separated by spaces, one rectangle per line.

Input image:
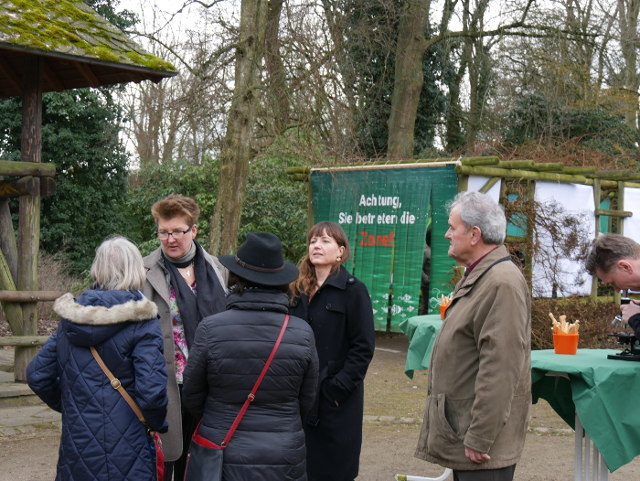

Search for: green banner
xmin=310 ymin=165 xmax=458 ymax=331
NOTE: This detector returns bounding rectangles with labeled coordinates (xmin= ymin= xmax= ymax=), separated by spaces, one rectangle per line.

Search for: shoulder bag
xmin=90 ymin=346 xmax=165 ymax=481
xmin=183 ymin=314 xmax=290 ymax=481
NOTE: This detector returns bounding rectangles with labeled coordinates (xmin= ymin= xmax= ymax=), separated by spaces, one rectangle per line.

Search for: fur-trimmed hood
xmin=54 ymin=292 xmax=158 ymax=325
xmin=54 ymin=289 xmax=159 ymax=347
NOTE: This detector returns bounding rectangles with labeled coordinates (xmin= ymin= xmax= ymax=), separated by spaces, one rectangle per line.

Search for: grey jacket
xmin=142 ymin=246 xmax=228 ymax=461
xmin=415 ymin=245 xmax=531 ymax=470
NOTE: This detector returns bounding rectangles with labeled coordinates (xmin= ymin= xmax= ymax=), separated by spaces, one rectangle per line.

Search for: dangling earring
xmin=337 ymin=256 xmax=342 ymax=262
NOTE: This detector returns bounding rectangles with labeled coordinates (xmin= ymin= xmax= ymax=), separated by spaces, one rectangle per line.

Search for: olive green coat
xmin=415 ymin=245 xmax=531 ymax=471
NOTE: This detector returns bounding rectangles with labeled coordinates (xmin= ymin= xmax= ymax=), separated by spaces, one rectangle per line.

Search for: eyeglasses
xmin=156 ymin=227 xmax=192 ymax=240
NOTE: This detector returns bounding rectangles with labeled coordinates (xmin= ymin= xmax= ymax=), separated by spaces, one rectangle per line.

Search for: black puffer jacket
xmin=182 ymin=289 xmax=319 ymax=481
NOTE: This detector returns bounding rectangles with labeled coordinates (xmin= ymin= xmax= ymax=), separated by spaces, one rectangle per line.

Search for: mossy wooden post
xmin=0 ymin=250 xmax=23 ymax=333
xmin=307 ymin=169 xmax=314 ymax=229
xmin=617 ymin=181 xmax=625 ymax=235
xmin=591 ymin=179 xmax=601 ymax=300
xmin=14 ymin=56 xmax=42 ymax=382
xmin=0 ymin=199 xmax=18 ymax=281
xmin=525 ymin=180 xmax=535 ymax=287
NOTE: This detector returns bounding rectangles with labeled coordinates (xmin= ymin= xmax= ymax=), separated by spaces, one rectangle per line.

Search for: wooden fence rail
xmin=0 ymin=290 xmax=63 ymax=302
xmin=0 ymin=290 xmax=63 ymax=380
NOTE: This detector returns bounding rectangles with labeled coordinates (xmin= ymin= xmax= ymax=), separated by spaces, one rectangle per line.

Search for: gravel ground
xmin=2 ymin=331 xmax=640 ymax=480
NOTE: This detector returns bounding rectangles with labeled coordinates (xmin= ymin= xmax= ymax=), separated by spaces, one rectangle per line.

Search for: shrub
xmin=531 ymin=297 xmax=621 ymax=350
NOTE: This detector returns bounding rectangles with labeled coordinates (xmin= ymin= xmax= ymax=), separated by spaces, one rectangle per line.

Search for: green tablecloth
xmin=398 ymin=314 xmax=442 ymax=378
xmin=400 ymin=314 xmax=640 ymax=472
xmin=532 ymin=349 xmax=640 ymax=471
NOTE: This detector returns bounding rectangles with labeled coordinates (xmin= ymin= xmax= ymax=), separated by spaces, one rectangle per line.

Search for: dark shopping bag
xmin=183 ymin=427 xmax=224 ymax=481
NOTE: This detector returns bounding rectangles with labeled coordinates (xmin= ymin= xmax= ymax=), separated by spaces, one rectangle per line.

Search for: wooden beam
xmin=532 ymin=162 xmax=564 ymax=171
xmin=592 ymin=179 xmax=601 ymax=300
xmin=74 ymin=62 xmax=101 ymax=87
xmin=0 ymin=176 xmax=38 ymax=198
xmin=0 ymin=200 xmax=18 ymax=281
xmin=0 ymin=251 xmax=23 ymax=334
xmin=456 ymin=165 xmax=588 ymax=184
xmin=40 ymin=176 xmax=56 ymax=196
xmin=0 ymin=290 xmax=64 ymax=302
xmin=595 ymin=209 xmax=633 ymax=218
xmin=618 ymin=181 xmax=626 ymax=236
xmin=593 ymin=170 xmax=640 ymax=181
xmin=0 ymin=52 xmax=21 ymax=91
xmin=505 ymin=235 xmax=527 ymax=243
xmin=41 ymin=60 xmax=66 ymax=91
xmin=0 ymin=176 xmax=56 ymax=199
xmin=562 ymin=166 xmax=597 ymax=174
xmin=459 ymin=156 xmax=499 ymax=166
xmin=0 ymin=160 xmax=55 ymax=177
xmin=498 ymin=160 xmax=534 ymax=169
xmin=0 ymin=336 xmax=50 ymax=347
xmin=478 ymin=177 xmax=500 ymax=193
xmin=593 ymin=180 xmax=640 ymax=189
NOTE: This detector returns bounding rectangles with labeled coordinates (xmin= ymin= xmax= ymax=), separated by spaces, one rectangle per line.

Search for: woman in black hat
xmin=182 ymin=232 xmax=319 ymax=481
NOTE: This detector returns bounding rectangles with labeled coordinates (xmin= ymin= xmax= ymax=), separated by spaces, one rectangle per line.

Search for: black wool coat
xmin=290 ymin=266 xmax=376 ymax=481
xmin=182 ymin=289 xmax=319 ymax=481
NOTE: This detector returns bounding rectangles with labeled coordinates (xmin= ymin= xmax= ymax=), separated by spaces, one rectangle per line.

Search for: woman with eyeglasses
xmin=143 ymin=194 xmax=228 ymax=481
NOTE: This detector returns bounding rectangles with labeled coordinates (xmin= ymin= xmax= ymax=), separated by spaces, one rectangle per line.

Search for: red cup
xmin=553 ymin=333 xmax=579 ymax=355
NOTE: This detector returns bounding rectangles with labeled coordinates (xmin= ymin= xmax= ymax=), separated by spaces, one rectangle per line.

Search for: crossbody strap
xmin=90 ymin=346 xmax=148 ymax=427
xmin=220 ymin=313 xmax=290 ymax=447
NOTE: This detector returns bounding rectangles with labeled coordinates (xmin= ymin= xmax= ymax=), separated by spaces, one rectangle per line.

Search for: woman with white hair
xmin=27 ymin=236 xmax=168 ymax=481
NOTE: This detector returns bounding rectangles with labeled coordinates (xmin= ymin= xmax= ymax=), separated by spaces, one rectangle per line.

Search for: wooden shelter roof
xmin=0 ymin=0 xmax=177 ymax=97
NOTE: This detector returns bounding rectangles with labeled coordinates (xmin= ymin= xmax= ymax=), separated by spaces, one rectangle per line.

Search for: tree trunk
xmin=132 ymin=82 xmax=164 ymax=166
xmin=264 ymin=0 xmax=288 ymax=136
xmin=209 ymin=0 xmax=269 ymax=255
xmin=617 ymin=0 xmax=640 ymax=128
xmin=387 ymin=0 xmax=429 ymax=159
xmin=321 ymin=0 xmax=359 ymax=147
xmin=445 ymin=61 xmax=466 ymax=152
xmin=462 ymin=0 xmax=491 ymax=146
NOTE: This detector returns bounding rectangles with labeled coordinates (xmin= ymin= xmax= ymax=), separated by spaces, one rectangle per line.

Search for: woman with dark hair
xmin=27 ymin=236 xmax=167 ymax=481
xmin=182 ymin=232 xmax=319 ymax=481
xmin=143 ymin=194 xmax=228 ymax=481
xmin=290 ymin=221 xmax=376 ymax=481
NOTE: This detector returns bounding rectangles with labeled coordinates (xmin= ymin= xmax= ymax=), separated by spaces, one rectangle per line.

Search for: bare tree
xmin=123 ymin=3 xmax=235 ymax=166
xmin=615 ymin=0 xmax=640 ymax=127
xmin=387 ymin=0 xmax=536 ymax=157
xmin=387 ymin=0 xmax=430 ymax=159
xmin=209 ymin=0 xmax=270 ymax=255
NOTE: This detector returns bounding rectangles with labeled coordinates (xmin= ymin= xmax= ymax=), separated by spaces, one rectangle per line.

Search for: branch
xmin=423 ymin=0 xmax=598 ymax=51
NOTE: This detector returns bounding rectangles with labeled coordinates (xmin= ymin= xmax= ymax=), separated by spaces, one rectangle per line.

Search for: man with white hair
xmin=415 ymin=191 xmax=531 ymax=481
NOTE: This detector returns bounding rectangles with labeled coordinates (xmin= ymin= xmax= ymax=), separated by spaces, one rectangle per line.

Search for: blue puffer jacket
xmin=27 ymin=289 xmax=168 ymax=481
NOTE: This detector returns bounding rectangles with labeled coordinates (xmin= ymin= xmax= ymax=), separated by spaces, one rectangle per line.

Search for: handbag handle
xmin=219 ymin=313 xmax=289 ymax=447
xmin=90 ymin=346 xmax=150 ymax=431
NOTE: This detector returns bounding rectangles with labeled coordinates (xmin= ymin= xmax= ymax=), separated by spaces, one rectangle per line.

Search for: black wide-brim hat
xmin=219 ymin=232 xmax=299 ymax=286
